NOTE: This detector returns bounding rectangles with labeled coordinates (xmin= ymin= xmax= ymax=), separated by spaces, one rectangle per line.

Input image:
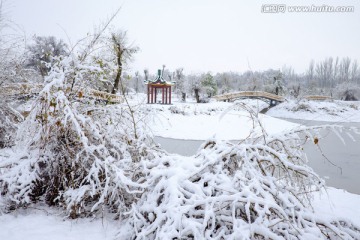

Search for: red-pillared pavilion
xmin=146 ymin=69 xmax=173 ymax=104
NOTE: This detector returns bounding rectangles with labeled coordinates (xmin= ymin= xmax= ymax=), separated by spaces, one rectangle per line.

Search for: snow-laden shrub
xmin=0 ymin=55 xmax=157 ymax=218
xmin=169 ymin=106 xmax=186 ymax=115
xmin=332 ymin=82 xmax=360 ymax=101
xmin=291 ymin=101 xmax=314 ymax=113
xmin=124 ymin=126 xmax=360 ymax=239
xmin=0 ymin=102 xmax=23 ymax=148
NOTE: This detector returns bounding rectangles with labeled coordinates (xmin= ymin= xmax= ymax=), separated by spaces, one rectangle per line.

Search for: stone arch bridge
xmin=213 ymin=91 xmax=285 ymax=106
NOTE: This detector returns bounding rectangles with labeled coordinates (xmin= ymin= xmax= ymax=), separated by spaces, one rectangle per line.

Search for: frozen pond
xmin=155 ymin=120 xmax=360 ymax=194
xmin=281 ymin=119 xmax=360 ymax=195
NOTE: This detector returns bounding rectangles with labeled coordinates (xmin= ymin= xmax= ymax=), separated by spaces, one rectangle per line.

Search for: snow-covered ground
xmin=0 ymin=208 xmax=118 ymax=240
xmin=313 ymin=187 xmax=360 ymax=226
xmin=0 ymin=188 xmax=359 ymax=240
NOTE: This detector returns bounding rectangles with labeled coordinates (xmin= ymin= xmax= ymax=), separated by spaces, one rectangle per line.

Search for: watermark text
xmin=261 ymin=4 xmax=354 ymax=13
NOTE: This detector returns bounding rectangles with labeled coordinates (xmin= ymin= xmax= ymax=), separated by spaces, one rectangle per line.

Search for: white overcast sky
xmin=7 ymin=0 xmax=360 ymax=75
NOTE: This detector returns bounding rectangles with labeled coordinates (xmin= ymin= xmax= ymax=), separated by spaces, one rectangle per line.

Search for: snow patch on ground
xmin=0 ymin=209 xmax=118 ymax=240
xmin=313 ymin=187 xmax=360 ymax=225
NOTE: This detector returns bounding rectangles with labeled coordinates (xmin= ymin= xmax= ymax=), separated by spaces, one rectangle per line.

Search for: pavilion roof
xmin=145 ymin=69 xmax=174 ymax=85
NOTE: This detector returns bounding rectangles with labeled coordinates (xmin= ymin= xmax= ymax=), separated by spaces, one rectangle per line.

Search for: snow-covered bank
xmin=267 ymin=99 xmax=360 ymax=122
xmin=148 ymin=100 xmax=299 ymax=140
xmin=146 ymin=98 xmax=360 ymax=140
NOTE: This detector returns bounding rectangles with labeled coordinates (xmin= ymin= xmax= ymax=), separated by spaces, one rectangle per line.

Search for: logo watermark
xmin=261 ymin=4 xmax=354 ymax=13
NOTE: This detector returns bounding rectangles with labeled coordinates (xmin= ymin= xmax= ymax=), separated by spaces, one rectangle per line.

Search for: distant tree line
xmin=140 ymin=57 xmax=360 ymax=102
xmin=0 ymin=22 xmax=359 ymax=101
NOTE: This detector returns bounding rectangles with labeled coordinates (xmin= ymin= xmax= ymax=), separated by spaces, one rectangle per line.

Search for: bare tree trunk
xmin=135 ymin=71 xmax=139 ymax=93
xmin=112 ymin=42 xmax=122 ymax=94
xmin=194 ymin=88 xmax=200 ymax=103
xmin=181 ymin=92 xmax=186 ymax=102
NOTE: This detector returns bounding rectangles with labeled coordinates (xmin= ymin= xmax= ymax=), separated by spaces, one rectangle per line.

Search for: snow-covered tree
xmin=334 ymin=82 xmax=360 ymax=101
xmin=107 ymin=31 xmax=138 ymax=94
xmin=187 ymin=74 xmax=202 ymax=103
xmin=0 ymin=0 xmax=37 ymax=86
xmin=133 ymin=71 xmax=142 ymax=93
xmin=0 ymin=102 xmax=23 ymax=148
xmin=201 ymin=72 xmax=217 ymax=97
xmin=273 ymin=71 xmax=284 ymax=95
xmin=174 ymin=68 xmax=186 ymax=101
xmin=26 ymin=36 xmax=68 ymax=77
xmin=0 ymin=16 xmax=155 ymax=219
xmin=215 ymin=72 xmax=233 ymax=94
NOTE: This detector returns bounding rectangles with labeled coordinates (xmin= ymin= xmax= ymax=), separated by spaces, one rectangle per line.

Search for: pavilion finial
xmin=152 ymin=69 xmax=166 ymax=84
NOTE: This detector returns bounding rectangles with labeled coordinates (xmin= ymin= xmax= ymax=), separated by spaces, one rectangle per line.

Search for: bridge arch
xmin=213 ymin=91 xmax=285 ymax=106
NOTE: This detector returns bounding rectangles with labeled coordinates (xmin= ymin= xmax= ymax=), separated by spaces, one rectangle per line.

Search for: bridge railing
xmin=303 ymin=95 xmax=332 ymax=101
xmin=214 ymin=91 xmax=335 ymax=103
xmin=0 ymin=83 xmax=44 ymax=96
xmin=213 ymin=91 xmax=285 ymax=102
xmin=86 ymin=89 xmax=124 ymax=103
